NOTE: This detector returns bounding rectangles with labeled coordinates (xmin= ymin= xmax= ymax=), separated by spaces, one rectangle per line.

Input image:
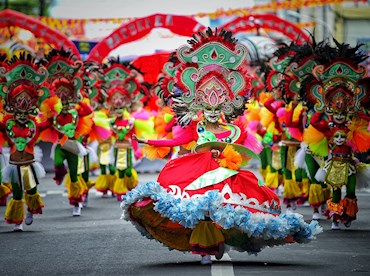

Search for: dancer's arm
xmin=133 ymin=130 xmax=194 ymax=147
xmin=77 ymin=101 xmax=93 ymax=117
xmin=37 ymin=117 xmax=53 ymax=132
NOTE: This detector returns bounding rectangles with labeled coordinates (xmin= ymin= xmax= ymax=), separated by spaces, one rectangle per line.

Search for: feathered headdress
xmin=102 ymin=58 xmax=144 ymax=114
xmin=266 ymin=42 xmax=294 ymax=91
xmin=155 ymin=51 xmax=180 ymax=104
xmin=303 ymin=40 xmax=368 ymax=116
xmin=82 ymin=60 xmax=107 ymax=110
xmin=0 ymin=53 xmax=8 ymax=96
xmin=0 ymin=52 xmax=49 ymax=115
xmin=247 ymin=57 xmax=270 ymax=101
xmin=171 ymin=27 xmax=252 ymax=127
xmin=266 ymin=41 xmax=300 ymax=104
xmin=41 ymin=48 xmax=83 ymax=105
xmin=293 ymin=37 xmax=332 ymax=110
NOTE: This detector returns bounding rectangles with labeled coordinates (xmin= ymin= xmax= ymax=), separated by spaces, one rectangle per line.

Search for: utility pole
xmin=39 ymin=0 xmax=45 ymax=16
xmin=322 ymin=5 xmax=328 ymax=39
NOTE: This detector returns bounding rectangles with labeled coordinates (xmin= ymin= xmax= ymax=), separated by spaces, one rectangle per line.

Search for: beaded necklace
xmin=110 ymin=117 xmax=134 ymax=137
xmin=53 ymin=109 xmax=78 ymax=134
xmin=6 ymin=118 xmax=36 ymax=142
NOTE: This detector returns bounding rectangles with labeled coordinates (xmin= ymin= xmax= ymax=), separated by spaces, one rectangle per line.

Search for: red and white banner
xmin=0 ymin=9 xmax=80 ymax=58
xmin=87 ymin=14 xmax=205 ymax=62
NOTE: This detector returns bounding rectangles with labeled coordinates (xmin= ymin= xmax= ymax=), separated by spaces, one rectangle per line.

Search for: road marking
xmin=47 ymin=191 xmax=64 ymax=195
xmin=211 ymin=253 xmax=234 ymax=276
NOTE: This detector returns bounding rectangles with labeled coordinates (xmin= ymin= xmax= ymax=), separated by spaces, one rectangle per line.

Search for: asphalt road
xmin=1 ymin=160 xmax=370 ymax=276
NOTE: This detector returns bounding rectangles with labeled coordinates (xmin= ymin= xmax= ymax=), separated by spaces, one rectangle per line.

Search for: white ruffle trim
xmin=2 ymin=162 xmax=46 ymax=183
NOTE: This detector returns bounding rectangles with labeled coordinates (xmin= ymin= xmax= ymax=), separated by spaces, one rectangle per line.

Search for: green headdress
xmin=304 ymin=41 xmax=368 ymax=116
xmin=309 ymin=61 xmax=366 ymax=115
xmin=0 ymin=52 xmax=49 ymax=115
xmin=41 ymin=48 xmax=83 ymax=105
xmin=155 ymin=52 xmax=180 ymax=103
xmin=266 ymin=42 xmax=294 ymax=92
xmin=102 ymin=58 xmax=144 ymax=113
xmin=172 ymin=27 xmax=252 ymax=126
xmin=82 ymin=61 xmax=107 ymax=110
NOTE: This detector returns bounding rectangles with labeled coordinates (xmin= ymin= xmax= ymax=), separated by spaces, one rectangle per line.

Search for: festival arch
xmin=88 ymin=13 xmax=311 ymax=83
xmin=87 ymin=14 xmax=205 ymax=62
xmin=220 ymin=14 xmax=311 ymax=44
xmin=0 ymin=9 xmax=80 ymax=58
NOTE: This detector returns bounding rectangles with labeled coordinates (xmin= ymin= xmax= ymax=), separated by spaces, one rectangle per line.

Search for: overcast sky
xmin=50 ymin=0 xmax=259 ymax=58
xmin=51 ymin=0 xmax=255 ymax=18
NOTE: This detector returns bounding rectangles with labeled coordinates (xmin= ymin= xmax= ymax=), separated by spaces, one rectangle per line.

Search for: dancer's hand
xmin=211 ymin=149 xmax=220 ymax=158
xmin=135 ymin=149 xmax=143 ymax=159
xmin=132 ymin=134 xmax=147 ymax=144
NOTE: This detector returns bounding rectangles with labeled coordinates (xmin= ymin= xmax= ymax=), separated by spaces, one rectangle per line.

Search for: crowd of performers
xmin=1 ymin=27 xmax=370 ymax=264
xmin=0 ymin=49 xmax=152 ymax=229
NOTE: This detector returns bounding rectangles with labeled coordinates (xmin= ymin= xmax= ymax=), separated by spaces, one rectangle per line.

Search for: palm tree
xmin=1 ymin=0 xmax=55 ymax=16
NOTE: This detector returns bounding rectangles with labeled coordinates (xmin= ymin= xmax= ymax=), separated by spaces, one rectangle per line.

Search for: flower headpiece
xmin=172 ymin=27 xmax=251 ymax=126
xmin=41 ymin=48 xmax=83 ymax=105
xmin=0 ymin=52 xmax=49 ymax=115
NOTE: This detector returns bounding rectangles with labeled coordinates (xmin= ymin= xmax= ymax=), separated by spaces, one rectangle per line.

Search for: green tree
xmin=1 ymin=0 xmax=55 ymax=16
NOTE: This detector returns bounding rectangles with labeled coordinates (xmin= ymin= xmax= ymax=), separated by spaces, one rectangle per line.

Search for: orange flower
xmin=218 ymin=144 xmax=242 ymax=170
xmin=143 ymin=144 xmax=171 ymax=160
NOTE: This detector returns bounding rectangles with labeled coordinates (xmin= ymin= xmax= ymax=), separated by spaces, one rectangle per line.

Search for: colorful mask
xmin=53 ymin=109 xmax=78 ymax=136
xmin=203 ymin=106 xmax=221 ymax=123
xmin=62 ymin=123 xmax=76 ymax=138
xmin=333 ymin=130 xmax=347 ymax=146
xmin=15 ymin=137 xmax=27 ymax=151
